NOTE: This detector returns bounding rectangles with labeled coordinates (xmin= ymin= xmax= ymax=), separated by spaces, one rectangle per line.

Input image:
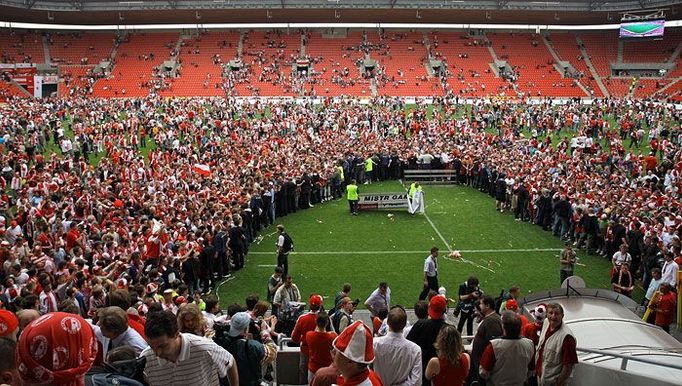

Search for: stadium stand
xmin=491 ymin=32 xmax=585 ymax=98
xmin=58 ymin=64 xmax=96 ymax=97
xmin=92 ymin=32 xmax=179 ymax=97
xmin=0 ymin=30 xmax=45 ymax=64
xmin=0 ymin=78 xmax=28 ymax=101
xmin=305 ymin=31 xmax=371 ymax=96
xmin=166 ymin=31 xmax=241 ymax=97
xmin=369 ymin=31 xmax=443 ymax=96
xmin=430 ymin=32 xmax=510 ymax=97
xmin=237 ymin=30 xmax=301 ymax=96
xmin=47 ymin=32 xmax=115 ymax=66
xmin=622 ymin=28 xmax=682 ymax=63
xmin=546 ymin=32 xmax=604 ymax=98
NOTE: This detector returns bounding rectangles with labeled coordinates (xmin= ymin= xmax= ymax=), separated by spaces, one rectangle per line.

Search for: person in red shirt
xmin=655 ymin=283 xmax=677 ymax=333
xmin=65 ymin=222 xmax=83 ymax=252
xmin=522 ymin=304 xmax=547 ymax=347
xmin=304 ymin=311 xmax=337 ymax=382
xmin=291 ymin=294 xmax=325 ymax=384
xmin=504 ymin=299 xmax=529 ymax=328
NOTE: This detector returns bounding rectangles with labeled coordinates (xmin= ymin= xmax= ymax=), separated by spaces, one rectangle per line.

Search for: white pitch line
xmin=247 ymin=248 xmax=562 ymax=255
xmin=215 ymin=276 xmax=236 ymax=301
xmin=424 ymin=212 xmax=453 ymax=252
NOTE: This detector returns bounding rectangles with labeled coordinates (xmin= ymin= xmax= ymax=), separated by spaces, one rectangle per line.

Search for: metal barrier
xmin=404 ymin=169 xmax=458 ymax=184
xmin=576 ymin=346 xmax=682 ymax=372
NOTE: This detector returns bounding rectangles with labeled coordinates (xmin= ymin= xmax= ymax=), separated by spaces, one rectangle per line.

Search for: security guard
xmin=346 ymin=179 xmax=359 ymax=215
xmin=365 ymin=156 xmax=377 ymax=184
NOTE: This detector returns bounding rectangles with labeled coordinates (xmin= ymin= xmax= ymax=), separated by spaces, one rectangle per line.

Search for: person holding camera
xmin=455 ymin=276 xmax=481 ymax=336
xmin=219 ymin=311 xmax=277 ymax=386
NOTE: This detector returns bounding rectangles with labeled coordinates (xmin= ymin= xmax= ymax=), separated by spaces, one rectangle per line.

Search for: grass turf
xmin=217 ymin=181 xmax=618 ymax=310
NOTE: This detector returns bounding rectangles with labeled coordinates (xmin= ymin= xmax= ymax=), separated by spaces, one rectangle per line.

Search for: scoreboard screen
xmin=619 ymin=19 xmax=665 ymax=38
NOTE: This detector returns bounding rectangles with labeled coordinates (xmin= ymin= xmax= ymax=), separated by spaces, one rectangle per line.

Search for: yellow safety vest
xmin=365 ymin=158 xmax=373 ymax=172
xmin=347 ymin=184 xmax=359 ymax=200
xmin=409 ymin=182 xmax=417 ymax=199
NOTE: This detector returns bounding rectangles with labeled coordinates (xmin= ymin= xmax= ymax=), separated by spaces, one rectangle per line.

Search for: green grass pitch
xmin=217 ymin=181 xmax=618 ymax=309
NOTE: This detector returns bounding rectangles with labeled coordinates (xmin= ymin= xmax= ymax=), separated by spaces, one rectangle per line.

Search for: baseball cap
xmin=428 ymin=295 xmax=447 ymax=319
xmin=0 ymin=309 xmax=19 ymax=338
xmin=228 ymin=312 xmax=252 ymax=337
xmin=309 ymin=294 xmax=323 ymax=308
xmin=332 ymin=320 xmax=374 ymax=364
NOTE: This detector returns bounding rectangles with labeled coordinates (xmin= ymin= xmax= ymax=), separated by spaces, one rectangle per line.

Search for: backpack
xmin=281 ymin=232 xmax=294 ymax=254
xmin=494 ymin=289 xmax=508 ymax=314
xmin=85 ymin=357 xmax=147 ymax=386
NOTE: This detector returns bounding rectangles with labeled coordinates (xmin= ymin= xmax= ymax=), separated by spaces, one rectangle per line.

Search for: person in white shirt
xmin=373 ymin=306 xmax=422 ymax=386
xmin=644 ymin=268 xmax=663 ymax=305
xmin=93 ymin=306 xmax=149 ymax=359
xmin=141 ymin=309 xmax=238 ymax=386
xmin=611 ymin=244 xmax=632 ymax=270
xmin=660 ymin=252 xmax=679 ymax=288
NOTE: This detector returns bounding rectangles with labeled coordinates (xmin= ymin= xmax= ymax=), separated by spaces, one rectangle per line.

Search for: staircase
xmin=667 ymin=40 xmax=682 ymax=64
xmin=104 ymin=32 xmax=124 ymax=73
xmin=237 ymin=31 xmax=245 ymax=58
xmin=485 ymin=39 xmax=500 ymax=62
xmin=617 ymin=40 xmax=624 ymax=63
xmin=542 ymin=33 xmax=591 ymax=98
xmin=655 ymin=76 xmax=682 ymax=94
xmin=576 ymin=34 xmax=609 ymax=98
xmin=370 ymin=78 xmax=378 ymax=97
xmin=10 ymin=79 xmax=33 ymax=97
xmin=300 ymin=34 xmax=306 ymax=57
xmin=41 ymin=35 xmax=51 ymax=64
xmin=541 ymin=34 xmax=562 ymax=65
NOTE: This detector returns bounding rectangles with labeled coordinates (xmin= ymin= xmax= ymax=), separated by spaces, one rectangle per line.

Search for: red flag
xmin=192 ymin=164 xmax=211 ymax=177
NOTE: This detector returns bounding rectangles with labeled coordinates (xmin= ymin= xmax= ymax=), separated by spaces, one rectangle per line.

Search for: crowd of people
xmin=0 ymin=92 xmax=680 ymax=385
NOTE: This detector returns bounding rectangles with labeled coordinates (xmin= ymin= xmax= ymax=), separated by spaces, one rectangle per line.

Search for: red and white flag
xmin=192 ymin=164 xmax=211 ymax=177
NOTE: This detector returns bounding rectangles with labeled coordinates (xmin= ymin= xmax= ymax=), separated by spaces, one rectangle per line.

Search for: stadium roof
xmin=0 ymin=0 xmax=681 ymax=25
xmin=1 ymin=0 xmax=680 ymax=12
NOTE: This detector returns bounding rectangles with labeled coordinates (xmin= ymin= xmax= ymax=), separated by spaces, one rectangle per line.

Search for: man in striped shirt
xmin=141 ymin=311 xmax=239 ymax=386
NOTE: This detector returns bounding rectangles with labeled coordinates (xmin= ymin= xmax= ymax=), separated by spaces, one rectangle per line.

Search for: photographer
xmin=216 ymin=312 xmax=278 ymax=386
xmin=455 ymin=276 xmax=481 ymax=336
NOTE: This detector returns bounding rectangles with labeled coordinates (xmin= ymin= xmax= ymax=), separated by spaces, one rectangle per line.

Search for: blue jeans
xmin=553 ymin=215 xmax=569 ymax=239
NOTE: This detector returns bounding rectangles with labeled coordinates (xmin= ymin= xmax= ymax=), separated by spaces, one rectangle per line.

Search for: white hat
xmin=332 ymin=321 xmax=374 ymax=364
xmin=531 ymin=304 xmax=547 ymax=323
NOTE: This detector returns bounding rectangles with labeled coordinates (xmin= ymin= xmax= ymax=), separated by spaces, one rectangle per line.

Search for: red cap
xmin=428 ymin=295 xmax=447 ymax=319
xmin=0 ymin=309 xmax=19 ymax=337
xmin=309 ymin=294 xmax=323 ymax=308
xmin=505 ymin=299 xmax=519 ymax=311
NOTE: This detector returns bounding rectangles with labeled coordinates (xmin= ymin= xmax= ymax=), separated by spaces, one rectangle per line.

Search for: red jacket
xmin=655 ymin=292 xmax=676 ymax=327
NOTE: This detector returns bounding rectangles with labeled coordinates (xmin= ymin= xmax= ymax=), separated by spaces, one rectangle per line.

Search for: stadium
xmin=0 ymin=0 xmax=682 ymax=385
